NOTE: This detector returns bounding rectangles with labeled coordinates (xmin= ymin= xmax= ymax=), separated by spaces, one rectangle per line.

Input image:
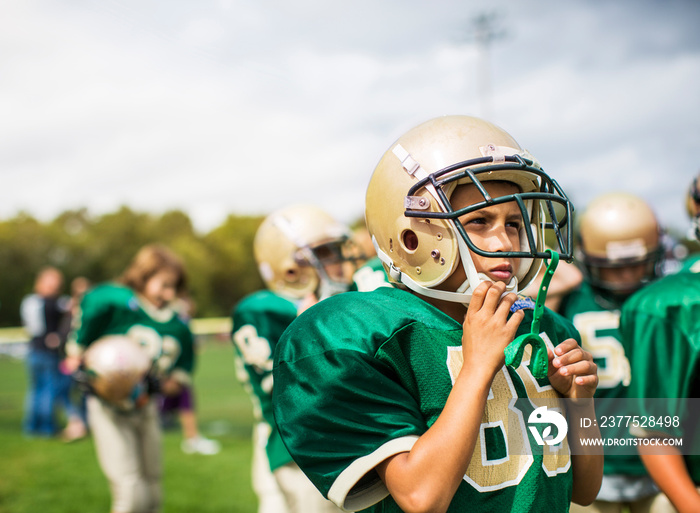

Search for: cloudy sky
xmin=2 ymin=0 xmax=699 ymax=236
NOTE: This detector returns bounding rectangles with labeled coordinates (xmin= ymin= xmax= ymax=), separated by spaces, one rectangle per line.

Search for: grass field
xmin=0 ymin=337 xmax=259 ymax=513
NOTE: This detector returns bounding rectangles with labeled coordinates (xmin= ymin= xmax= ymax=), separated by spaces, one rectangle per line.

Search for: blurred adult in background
xmin=559 ymin=193 xmax=670 ymax=513
xmin=64 ymin=244 xmax=195 ymax=513
xmin=618 ymin=173 xmax=700 ymax=513
xmin=20 ymin=266 xmax=70 ymax=437
xmin=231 ymin=204 xmax=363 ymax=513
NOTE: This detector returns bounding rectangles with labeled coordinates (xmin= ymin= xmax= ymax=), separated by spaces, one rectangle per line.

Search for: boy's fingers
xmin=468 ymin=281 xmax=492 ymax=314
xmin=553 ymin=338 xmax=580 ymax=357
xmin=574 ymin=374 xmax=598 ymax=387
xmin=552 ymin=347 xmax=587 ymax=368
xmin=555 ymin=359 xmax=597 ymax=378
xmin=505 ymin=307 xmax=525 ymax=332
xmin=497 ymin=292 xmax=520 ymax=323
xmin=482 ymin=281 xmax=507 ymax=311
xmin=496 ymin=292 xmax=518 ymax=312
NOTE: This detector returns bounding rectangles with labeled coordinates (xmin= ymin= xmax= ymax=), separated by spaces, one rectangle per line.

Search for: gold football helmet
xmin=365 ymin=115 xmax=573 ymax=304
xmin=83 ymin=335 xmax=152 ymax=407
xmin=577 ymin=192 xmax=662 ymax=296
xmin=254 ymin=204 xmax=361 ymax=300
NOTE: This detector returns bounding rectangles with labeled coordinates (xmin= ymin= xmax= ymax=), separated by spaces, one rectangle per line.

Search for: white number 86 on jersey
xmin=446 ymin=340 xmax=571 ymax=492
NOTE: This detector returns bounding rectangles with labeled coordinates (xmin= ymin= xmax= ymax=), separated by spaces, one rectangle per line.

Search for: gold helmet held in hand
xmin=83 ymin=335 xmax=152 ymax=405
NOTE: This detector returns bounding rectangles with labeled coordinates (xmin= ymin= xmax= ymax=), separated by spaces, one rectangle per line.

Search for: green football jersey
xmin=559 ymin=281 xmax=646 ymax=477
xmin=274 ymin=286 xmax=577 ymax=512
xmin=232 ymin=290 xmax=298 ymax=471
xmin=73 ymin=283 xmax=194 ymax=378
xmin=620 ymin=267 xmax=700 ymax=484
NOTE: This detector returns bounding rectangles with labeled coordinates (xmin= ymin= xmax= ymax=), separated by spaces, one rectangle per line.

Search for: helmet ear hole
xmin=285 ymin=268 xmax=299 ymax=283
xmin=402 ymin=230 xmax=419 ymax=252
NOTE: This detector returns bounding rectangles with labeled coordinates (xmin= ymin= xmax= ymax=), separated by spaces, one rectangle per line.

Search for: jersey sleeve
xmin=273 ymin=321 xmax=426 ymax=511
xmin=231 ymin=301 xmax=278 ymax=410
xmin=232 ymin=293 xmax=297 ymax=387
xmin=72 ymin=287 xmax=115 ymax=348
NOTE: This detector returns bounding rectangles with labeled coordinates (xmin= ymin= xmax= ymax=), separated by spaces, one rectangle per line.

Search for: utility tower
xmin=471 ymin=12 xmax=506 ymax=120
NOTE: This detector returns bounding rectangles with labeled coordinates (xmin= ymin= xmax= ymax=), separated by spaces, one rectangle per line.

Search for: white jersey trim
xmin=328 ymin=435 xmax=419 ymax=512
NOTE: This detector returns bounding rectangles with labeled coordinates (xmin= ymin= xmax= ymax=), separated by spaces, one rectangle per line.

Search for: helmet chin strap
xmin=372 ymin=235 xmax=517 ymax=305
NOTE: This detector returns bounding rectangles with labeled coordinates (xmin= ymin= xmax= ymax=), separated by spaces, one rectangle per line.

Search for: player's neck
xmin=420 ymin=293 xmax=467 ymax=323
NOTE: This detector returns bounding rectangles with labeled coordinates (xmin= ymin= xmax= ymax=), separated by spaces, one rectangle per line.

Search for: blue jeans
xmin=23 ymin=350 xmax=62 ymax=436
xmin=56 ymin=368 xmax=87 ymax=425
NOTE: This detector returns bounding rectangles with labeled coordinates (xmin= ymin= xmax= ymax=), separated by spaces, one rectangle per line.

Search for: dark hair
xmin=119 ymin=244 xmax=187 ymax=294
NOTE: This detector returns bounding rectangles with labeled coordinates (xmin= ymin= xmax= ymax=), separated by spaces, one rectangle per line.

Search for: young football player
xmin=556 ymin=193 xmax=669 ymax=513
xmin=619 ymin=173 xmax=700 ymax=513
xmin=231 ymin=204 xmax=363 ymax=513
xmin=273 ymin=115 xmax=603 ymax=512
xmin=64 ymin=244 xmax=194 ymax=513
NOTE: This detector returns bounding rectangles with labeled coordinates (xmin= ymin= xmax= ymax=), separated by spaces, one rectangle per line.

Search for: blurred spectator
xmin=20 ymin=266 xmax=70 ymax=437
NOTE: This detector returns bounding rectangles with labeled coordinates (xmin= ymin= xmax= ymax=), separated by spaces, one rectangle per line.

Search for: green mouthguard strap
xmin=504 ymin=249 xmax=559 ymax=379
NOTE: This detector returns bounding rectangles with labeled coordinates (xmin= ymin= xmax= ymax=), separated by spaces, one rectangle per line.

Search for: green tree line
xmin=3 ymin=205 xmax=695 ymax=329
xmin=0 ymin=207 xmax=266 ymax=327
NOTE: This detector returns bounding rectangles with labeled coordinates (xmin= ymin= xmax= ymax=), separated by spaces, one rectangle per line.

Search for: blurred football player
xmin=557 ymin=193 xmax=670 ymax=513
xmin=680 ymin=171 xmax=700 ymax=273
xmin=273 ymin=115 xmax=603 ymax=512
xmin=575 ymin=193 xmax=663 ymax=304
xmin=231 ymin=204 xmax=362 ymax=513
xmin=65 ymin=244 xmax=195 ymax=513
xmin=619 ymin=173 xmax=700 ymax=513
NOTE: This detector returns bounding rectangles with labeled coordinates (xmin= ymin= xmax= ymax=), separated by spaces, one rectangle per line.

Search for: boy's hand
xmin=462 ymin=281 xmax=524 ymax=376
xmin=548 ymin=338 xmax=598 ymax=401
xmin=62 ymin=355 xmax=82 ymax=374
xmin=160 ymin=376 xmax=183 ymax=397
